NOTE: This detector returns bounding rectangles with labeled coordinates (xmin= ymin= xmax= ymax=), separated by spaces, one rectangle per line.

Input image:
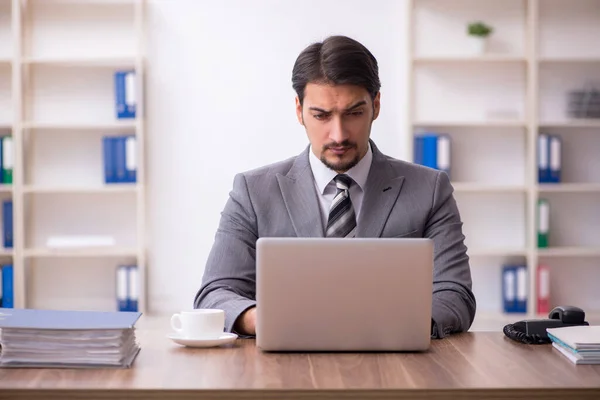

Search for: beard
xmin=320 ymin=140 xmax=360 ymax=173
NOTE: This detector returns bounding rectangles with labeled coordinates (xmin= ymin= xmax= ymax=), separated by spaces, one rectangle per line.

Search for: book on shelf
xmin=538 ymin=133 xmax=561 ymax=183
xmin=115 ymin=70 xmax=136 ymax=120
xmin=102 ymin=135 xmax=137 ymax=184
xmin=0 ymin=308 xmax=142 ymax=369
xmin=413 ymin=132 xmax=451 ymax=178
xmin=547 ymin=326 xmax=600 ymax=365
xmin=116 ymin=265 xmax=139 ymax=312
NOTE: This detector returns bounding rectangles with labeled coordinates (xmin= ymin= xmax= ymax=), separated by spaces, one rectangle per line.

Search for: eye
xmin=347 ymin=110 xmax=363 ymax=117
xmin=313 ymin=113 xmax=330 ymax=121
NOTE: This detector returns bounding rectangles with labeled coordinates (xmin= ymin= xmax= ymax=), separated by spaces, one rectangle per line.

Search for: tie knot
xmin=334 ymin=174 xmax=352 ymax=191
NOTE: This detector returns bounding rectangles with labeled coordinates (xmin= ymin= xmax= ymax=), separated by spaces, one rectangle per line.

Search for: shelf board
xmin=539 ymin=57 xmax=600 ymax=64
xmin=537 ymin=247 xmax=600 ymax=258
xmin=0 ymin=58 xmax=11 ymax=65
xmin=22 ymin=57 xmax=136 ymax=68
xmin=24 ymin=247 xmax=138 ymax=258
xmin=0 ymin=249 xmax=14 ymax=257
xmin=468 ymin=248 xmax=528 ymax=257
xmin=537 ymin=183 xmax=600 ymax=193
xmin=23 ymin=185 xmax=138 ymax=194
xmin=22 ymin=121 xmax=136 ymax=131
xmin=413 ymin=55 xmax=526 ymax=64
xmin=0 ymin=185 xmax=13 ymax=193
xmin=452 ymin=183 xmax=527 ymax=193
xmin=413 ymin=121 xmax=525 ymax=128
xmin=538 ymin=120 xmax=600 ymax=128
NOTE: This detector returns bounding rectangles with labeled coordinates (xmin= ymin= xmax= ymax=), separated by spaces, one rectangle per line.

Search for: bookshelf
xmin=2 ymin=0 xmax=147 ymax=313
xmin=408 ymin=0 xmax=600 ymax=327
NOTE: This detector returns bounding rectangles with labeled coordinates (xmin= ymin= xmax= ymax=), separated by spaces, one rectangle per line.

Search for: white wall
xmin=145 ymin=0 xmax=410 ymax=313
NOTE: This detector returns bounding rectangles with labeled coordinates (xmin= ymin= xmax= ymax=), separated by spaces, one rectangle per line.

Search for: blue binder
xmin=116 ymin=265 xmax=129 ymax=312
xmin=113 ymin=137 xmax=127 ymax=183
xmin=515 ymin=265 xmax=528 ymax=313
xmin=414 ymin=133 xmax=452 ymax=178
xmin=102 ymin=136 xmax=116 ymax=184
xmin=548 ymin=135 xmax=562 ymax=183
xmin=3 ymin=200 xmax=12 ymax=248
xmin=127 ymin=265 xmax=138 ymax=312
xmin=2 ymin=264 xmax=13 ymax=308
xmin=115 ymin=70 xmax=136 ymax=119
xmin=124 ymin=136 xmax=137 ymax=183
xmin=502 ymin=265 xmax=517 ymax=313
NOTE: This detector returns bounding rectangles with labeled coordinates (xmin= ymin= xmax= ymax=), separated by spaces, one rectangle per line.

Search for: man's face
xmin=296 ymin=83 xmax=380 ymax=173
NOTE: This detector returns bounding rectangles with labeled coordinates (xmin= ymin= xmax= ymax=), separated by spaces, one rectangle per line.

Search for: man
xmin=194 ymin=35 xmax=476 ymax=339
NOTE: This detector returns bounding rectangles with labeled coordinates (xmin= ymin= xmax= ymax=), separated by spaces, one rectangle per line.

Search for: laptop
xmin=255 ymin=237 xmax=434 ymax=352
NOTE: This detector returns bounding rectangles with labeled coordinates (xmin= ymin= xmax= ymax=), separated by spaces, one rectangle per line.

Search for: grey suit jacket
xmin=194 ymin=140 xmax=476 ymax=338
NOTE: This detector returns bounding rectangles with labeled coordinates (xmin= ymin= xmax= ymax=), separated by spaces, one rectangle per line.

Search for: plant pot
xmin=467 ymin=36 xmax=487 ymax=55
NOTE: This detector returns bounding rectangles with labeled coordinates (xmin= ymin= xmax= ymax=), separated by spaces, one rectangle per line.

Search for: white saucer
xmin=167 ymin=332 xmax=238 ymax=348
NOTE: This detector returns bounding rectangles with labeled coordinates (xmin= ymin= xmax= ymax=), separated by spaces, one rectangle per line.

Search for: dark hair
xmin=291 ymin=35 xmax=381 ymax=106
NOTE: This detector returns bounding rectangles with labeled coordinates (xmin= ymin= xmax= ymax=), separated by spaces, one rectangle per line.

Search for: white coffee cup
xmin=170 ymin=309 xmax=225 ymax=339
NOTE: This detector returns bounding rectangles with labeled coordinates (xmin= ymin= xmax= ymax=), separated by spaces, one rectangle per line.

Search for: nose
xmin=329 ymin=115 xmax=348 ymax=144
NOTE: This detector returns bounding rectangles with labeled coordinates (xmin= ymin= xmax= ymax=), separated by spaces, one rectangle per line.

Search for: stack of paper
xmin=547 ymin=326 xmax=600 ymax=365
xmin=0 ymin=308 xmax=141 ymax=368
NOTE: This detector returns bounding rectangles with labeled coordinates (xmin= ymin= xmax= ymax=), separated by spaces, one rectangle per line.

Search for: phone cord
xmin=503 ymin=324 xmax=551 ymax=345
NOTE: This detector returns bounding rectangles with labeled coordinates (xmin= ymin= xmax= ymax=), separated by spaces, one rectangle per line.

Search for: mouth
xmin=327 ymin=146 xmax=352 ymax=156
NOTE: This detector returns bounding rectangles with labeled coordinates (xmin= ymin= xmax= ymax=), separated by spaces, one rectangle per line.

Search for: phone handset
xmin=503 ymin=305 xmax=589 ymax=344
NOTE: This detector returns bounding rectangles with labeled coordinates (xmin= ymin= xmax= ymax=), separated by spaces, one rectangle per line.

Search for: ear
xmin=372 ymin=92 xmax=381 ymax=121
xmin=295 ymin=96 xmax=304 ymax=125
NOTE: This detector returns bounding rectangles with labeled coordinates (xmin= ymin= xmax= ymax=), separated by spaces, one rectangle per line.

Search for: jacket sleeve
xmin=426 ymin=171 xmax=477 ymax=338
xmin=194 ymin=173 xmax=258 ymax=334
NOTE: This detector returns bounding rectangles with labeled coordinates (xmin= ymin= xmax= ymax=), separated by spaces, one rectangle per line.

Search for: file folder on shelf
xmin=115 ymin=70 xmax=136 ymax=119
xmin=537 ymin=199 xmax=549 ymax=248
xmin=1 ymin=136 xmax=12 ymax=185
xmin=538 ymin=133 xmax=562 ymax=183
xmin=116 ymin=265 xmax=138 ymax=312
xmin=503 ymin=264 xmax=527 ymax=313
xmin=537 ymin=265 xmax=550 ymax=315
xmin=1 ymin=264 xmax=13 ymax=308
xmin=538 ymin=134 xmax=550 ymax=183
xmin=103 ymin=135 xmax=137 ymax=184
xmin=2 ymin=200 xmax=12 ymax=249
xmin=413 ymin=133 xmax=451 ymax=178
xmin=548 ymin=135 xmax=561 ymax=183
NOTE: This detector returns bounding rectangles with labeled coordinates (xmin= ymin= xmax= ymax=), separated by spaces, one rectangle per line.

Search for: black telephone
xmin=503 ymin=305 xmax=589 ymax=344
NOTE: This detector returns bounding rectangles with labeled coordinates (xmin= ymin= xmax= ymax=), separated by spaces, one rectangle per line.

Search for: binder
xmin=537 ymin=198 xmax=549 ymax=248
xmin=2 ymin=264 xmax=13 ymax=308
xmin=537 ymin=265 xmax=550 ymax=314
xmin=3 ymin=200 xmax=12 ymax=249
xmin=538 ymin=134 xmax=550 ymax=183
xmin=436 ymin=134 xmax=451 ymax=178
xmin=0 ymin=265 xmax=3 ymax=307
xmin=515 ymin=265 xmax=527 ymax=313
xmin=127 ymin=265 xmax=138 ymax=312
xmin=114 ymin=137 xmax=127 ymax=183
xmin=502 ymin=265 xmax=516 ymax=313
xmin=116 ymin=265 xmax=128 ymax=312
xmin=115 ymin=70 xmax=136 ymax=119
xmin=549 ymin=134 xmax=562 ymax=183
xmin=2 ymin=136 xmax=12 ymax=185
xmin=125 ymin=136 xmax=137 ymax=183
xmin=414 ymin=133 xmax=452 ymax=177
xmin=102 ymin=136 xmax=116 ymax=184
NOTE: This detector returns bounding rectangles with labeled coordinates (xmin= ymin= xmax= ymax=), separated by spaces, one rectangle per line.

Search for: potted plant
xmin=467 ymin=21 xmax=493 ymax=55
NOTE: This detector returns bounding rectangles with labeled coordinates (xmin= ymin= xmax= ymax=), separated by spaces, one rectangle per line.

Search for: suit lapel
xmin=356 ymin=142 xmax=405 ymax=238
xmin=277 ymin=147 xmax=324 ymax=237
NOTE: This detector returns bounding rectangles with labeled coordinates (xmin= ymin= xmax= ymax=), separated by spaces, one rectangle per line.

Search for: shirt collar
xmin=308 ymin=143 xmax=373 ymax=194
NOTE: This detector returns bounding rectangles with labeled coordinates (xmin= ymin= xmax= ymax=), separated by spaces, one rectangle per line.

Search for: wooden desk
xmin=1 ymin=315 xmax=599 ymax=400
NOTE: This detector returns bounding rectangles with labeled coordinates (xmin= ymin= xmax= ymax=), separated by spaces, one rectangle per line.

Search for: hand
xmin=234 ymin=307 xmax=257 ymax=336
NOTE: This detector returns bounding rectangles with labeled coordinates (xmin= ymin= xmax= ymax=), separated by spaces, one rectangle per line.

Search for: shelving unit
xmin=2 ymin=0 xmax=147 ymax=313
xmin=408 ymin=0 xmax=600 ymax=327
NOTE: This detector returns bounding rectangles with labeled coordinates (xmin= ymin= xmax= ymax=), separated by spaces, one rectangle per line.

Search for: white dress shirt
xmin=308 ymin=143 xmax=373 ymax=231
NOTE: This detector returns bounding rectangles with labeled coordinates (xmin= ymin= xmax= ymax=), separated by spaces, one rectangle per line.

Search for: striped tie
xmin=326 ymin=174 xmax=356 ymax=238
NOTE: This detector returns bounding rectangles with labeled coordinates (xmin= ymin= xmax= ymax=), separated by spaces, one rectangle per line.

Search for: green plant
xmin=467 ymin=21 xmax=493 ymax=37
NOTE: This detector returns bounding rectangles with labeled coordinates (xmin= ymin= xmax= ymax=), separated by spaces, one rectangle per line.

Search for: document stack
xmin=0 ymin=308 xmax=142 ymax=368
xmin=547 ymin=326 xmax=600 ymax=365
